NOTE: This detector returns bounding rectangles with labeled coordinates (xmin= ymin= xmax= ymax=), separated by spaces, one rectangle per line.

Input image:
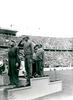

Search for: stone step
xmin=6 ymin=77 xmax=62 ymax=100
xmin=0 ymin=74 xmax=10 ymax=86
xmin=0 ymin=74 xmax=50 ymax=86
xmin=19 ymin=77 xmax=50 ymax=86
xmin=0 ymin=85 xmax=15 ymax=100
xmin=31 ymin=77 xmax=50 ymax=87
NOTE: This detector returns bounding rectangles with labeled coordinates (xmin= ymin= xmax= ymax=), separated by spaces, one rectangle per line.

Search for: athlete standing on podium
xmin=18 ymin=36 xmax=33 ymax=86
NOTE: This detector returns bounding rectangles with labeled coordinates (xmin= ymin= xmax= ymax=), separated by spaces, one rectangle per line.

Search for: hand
xmin=30 ymin=59 xmax=32 ymax=63
xmin=16 ymin=63 xmax=19 ymax=67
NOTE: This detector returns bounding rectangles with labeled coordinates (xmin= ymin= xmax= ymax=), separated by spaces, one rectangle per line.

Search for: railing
xmin=44 ymin=49 xmax=73 ymax=52
xmin=0 ymin=45 xmax=73 ymax=52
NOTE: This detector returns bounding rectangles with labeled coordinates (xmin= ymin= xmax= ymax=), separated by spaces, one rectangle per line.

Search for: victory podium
xmin=0 ymin=73 xmax=9 ymax=86
xmin=0 ymin=77 xmax=62 ymax=100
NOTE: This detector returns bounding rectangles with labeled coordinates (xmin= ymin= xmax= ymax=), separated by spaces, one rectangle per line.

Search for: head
xmin=34 ymin=44 xmax=39 ymax=53
xmin=10 ymin=40 xmax=16 ymax=47
xmin=23 ymin=36 xmax=29 ymax=41
xmin=38 ymin=44 xmax=42 ymax=48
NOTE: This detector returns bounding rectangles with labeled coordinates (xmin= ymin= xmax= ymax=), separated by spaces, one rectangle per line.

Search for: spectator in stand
xmin=0 ymin=59 xmax=5 ymax=75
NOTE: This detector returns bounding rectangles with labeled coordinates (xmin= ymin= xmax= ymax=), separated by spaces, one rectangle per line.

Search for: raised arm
xmin=18 ymin=39 xmax=24 ymax=47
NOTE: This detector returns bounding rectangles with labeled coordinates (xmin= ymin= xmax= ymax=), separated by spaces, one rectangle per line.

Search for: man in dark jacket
xmin=36 ymin=44 xmax=44 ymax=77
xmin=18 ymin=36 xmax=33 ymax=86
xmin=8 ymin=40 xmax=21 ymax=87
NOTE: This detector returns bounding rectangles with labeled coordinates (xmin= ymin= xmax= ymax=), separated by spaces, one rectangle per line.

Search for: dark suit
xmin=8 ymin=46 xmax=20 ymax=85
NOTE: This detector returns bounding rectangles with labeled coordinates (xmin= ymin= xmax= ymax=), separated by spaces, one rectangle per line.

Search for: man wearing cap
xmin=18 ymin=36 xmax=33 ymax=86
xmin=8 ymin=40 xmax=21 ymax=88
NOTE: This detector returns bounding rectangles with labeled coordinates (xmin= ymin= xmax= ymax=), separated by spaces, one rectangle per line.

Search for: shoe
xmin=34 ymin=74 xmax=39 ymax=78
xmin=19 ymin=85 xmax=25 ymax=87
xmin=8 ymin=83 xmax=14 ymax=85
xmin=30 ymin=76 xmax=33 ymax=78
xmin=13 ymin=86 xmax=19 ymax=88
xmin=14 ymin=84 xmax=25 ymax=88
xmin=25 ymin=83 xmax=31 ymax=87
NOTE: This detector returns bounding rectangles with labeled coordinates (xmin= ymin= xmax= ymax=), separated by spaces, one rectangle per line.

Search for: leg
xmin=25 ymin=57 xmax=31 ymax=86
xmin=39 ymin=61 xmax=44 ymax=77
xmin=9 ymin=76 xmax=14 ymax=85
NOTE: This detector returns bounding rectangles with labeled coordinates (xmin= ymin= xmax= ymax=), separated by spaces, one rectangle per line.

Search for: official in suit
xmin=8 ymin=40 xmax=21 ymax=87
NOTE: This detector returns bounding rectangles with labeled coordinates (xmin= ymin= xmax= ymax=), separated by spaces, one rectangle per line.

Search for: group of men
xmin=8 ymin=36 xmax=44 ymax=88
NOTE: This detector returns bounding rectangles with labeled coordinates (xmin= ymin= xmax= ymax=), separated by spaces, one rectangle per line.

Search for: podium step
xmin=19 ymin=76 xmax=50 ymax=86
xmin=6 ymin=77 xmax=62 ymax=100
xmin=0 ymin=74 xmax=10 ymax=86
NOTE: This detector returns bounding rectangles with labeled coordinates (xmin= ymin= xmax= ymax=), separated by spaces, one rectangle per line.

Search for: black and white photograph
xmin=0 ymin=0 xmax=73 ymax=100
